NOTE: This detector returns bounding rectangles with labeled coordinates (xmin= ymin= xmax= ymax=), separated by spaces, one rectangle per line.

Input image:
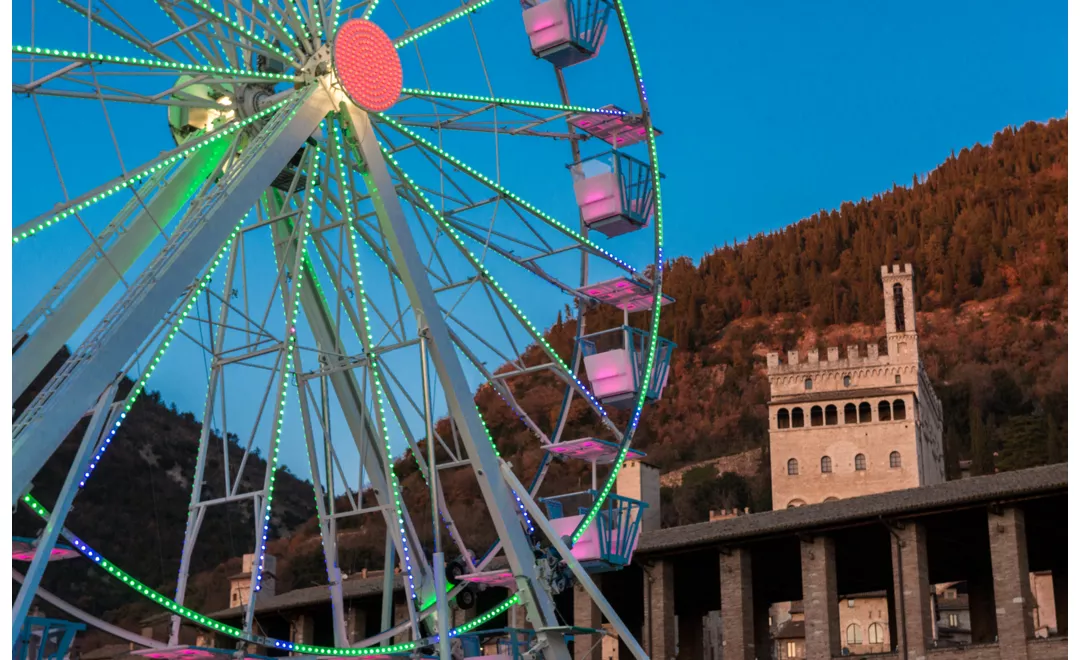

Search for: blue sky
xmin=12 ymin=0 xmax=1067 ymax=491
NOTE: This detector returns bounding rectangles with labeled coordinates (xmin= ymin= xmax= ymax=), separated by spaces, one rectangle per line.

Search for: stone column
xmin=890 ymin=522 xmax=933 ymax=659
xmin=345 ymin=606 xmax=367 ymax=644
xmin=289 ymin=613 xmax=315 ymax=652
xmin=393 ymin=600 xmax=411 ymax=644
xmin=800 ymin=535 xmax=840 ymax=659
xmin=988 ymin=507 xmax=1034 ymax=659
xmin=720 ymin=547 xmax=756 ymax=660
xmin=644 ymin=560 xmax=676 ymax=660
xmin=574 ymin=578 xmax=604 ymax=660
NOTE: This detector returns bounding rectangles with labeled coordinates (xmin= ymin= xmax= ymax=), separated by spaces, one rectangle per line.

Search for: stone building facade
xmin=766 ymin=264 xmax=945 ymax=509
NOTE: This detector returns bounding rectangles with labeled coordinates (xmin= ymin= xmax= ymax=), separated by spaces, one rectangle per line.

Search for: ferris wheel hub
xmin=330 ymin=19 xmax=402 ymax=113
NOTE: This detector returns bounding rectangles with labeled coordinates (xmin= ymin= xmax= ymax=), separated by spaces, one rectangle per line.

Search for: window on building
xmin=787 ymin=458 xmax=799 ymax=476
xmin=821 ymin=456 xmax=832 ymax=473
xmin=868 ymin=623 xmax=884 ymax=644
xmin=945 ymin=589 xmax=957 ymax=600
xmin=893 ymin=283 xmax=906 ymax=332
xmin=878 ymin=400 xmax=892 ymax=421
xmin=890 ymin=451 xmax=902 ymax=468
xmin=843 ymin=375 xmax=851 ymax=387
xmin=859 ymin=402 xmax=872 ymax=423
xmin=787 ymin=499 xmax=806 ymax=508
xmin=824 ymin=496 xmax=838 ymax=502
xmin=791 ymin=407 xmax=805 ymax=428
xmin=804 ymin=378 xmax=813 ymax=390
xmin=844 ymin=403 xmax=857 ymax=424
xmin=777 ymin=408 xmax=790 ymax=429
xmin=786 ymin=641 xmax=798 ymax=658
xmin=854 ymin=453 xmax=867 ymax=471
xmin=846 ymin=623 xmax=862 ymax=645
xmin=810 ymin=405 xmax=824 ymax=427
xmin=895 ymin=374 xmax=901 ymax=384
xmin=825 ymin=404 xmax=838 ymax=425
xmin=948 ymin=614 xmax=959 ymax=628
xmin=893 ymin=399 xmax=907 ymax=421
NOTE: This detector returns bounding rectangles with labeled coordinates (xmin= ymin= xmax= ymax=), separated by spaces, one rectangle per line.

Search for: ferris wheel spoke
xmin=376 ymin=113 xmax=642 ymax=276
xmin=399 ymin=87 xmax=625 ymax=118
xmin=13 ymin=98 xmax=290 ymax=244
xmin=391 ymin=0 xmax=494 ymax=49
xmin=51 ymin=0 xmax=174 ymax=59
xmin=12 ymin=46 xmax=293 ymax=85
xmin=178 ymin=0 xmax=298 ymax=64
xmin=384 ymin=150 xmax=626 ymax=438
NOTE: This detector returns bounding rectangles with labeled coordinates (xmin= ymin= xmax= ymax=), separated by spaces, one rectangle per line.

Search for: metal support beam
xmin=13 ymin=139 xmax=229 ymax=402
xmin=12 ymin=384 xmax=118 ymax=643
xmin=11 ymin=87 xmax=330 ymax=504
xmin=500 ymin=463 xmax=648 ymax=660
xmin=340 ymin=105 xmax=570 ymax=659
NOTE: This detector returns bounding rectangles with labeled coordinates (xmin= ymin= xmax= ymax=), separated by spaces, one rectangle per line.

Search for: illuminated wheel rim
xmin=11 ymin=0 xmax=665 ymax=653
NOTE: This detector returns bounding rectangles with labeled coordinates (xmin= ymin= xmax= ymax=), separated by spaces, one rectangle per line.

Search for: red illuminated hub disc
xmin=332 ymin=19 xmax=402 ymax=113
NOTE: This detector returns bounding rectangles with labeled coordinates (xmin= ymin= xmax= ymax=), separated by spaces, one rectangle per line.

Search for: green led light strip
xmin=252 ymin=0 xmax=304 ymax=52
xmin=11 ymin=45 xmax=293 ymax=80
xmin=360 ymin=0 xmax=381 ymax=20
xmin=332 ymin=115 xmax=423 ymax=603
xmin=185 ymin=0 xmax=294 ymax=62
xmin=20 ymin=493 xmax=517 ymax=654
xmin=375 ymin=113 xmax=637 ymax=275
xmin=384 ymin=149 xmax=611 ymax=421
xmin=286 ymin=0 xmax=313 ymax=41
xmin=13 ymin=98 xmax=291 ymax=244
xmin=393 ymin=0 xmax=495 ymax=48
xmin=569 ymin=0 xmax=666 ymax=545
xmin=398 ymin=88 xmax=626 ymax=116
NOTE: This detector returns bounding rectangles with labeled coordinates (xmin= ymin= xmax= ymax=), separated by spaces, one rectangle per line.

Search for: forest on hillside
xmin=17 ymin=118 xmax=1067 ymax=635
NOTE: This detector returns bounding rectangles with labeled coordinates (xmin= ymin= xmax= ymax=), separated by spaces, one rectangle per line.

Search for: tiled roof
xmin=636 ymin=463 xmax=1067 ymax=554
xmin=775 ymin=619 xmax=805 ymax=640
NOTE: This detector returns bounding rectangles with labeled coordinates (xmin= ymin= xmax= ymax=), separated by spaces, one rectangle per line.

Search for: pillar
xmin=345 ymin=606 xmax=367 ymax=644
xmin=393 ymin=600 xmax=410 ymax=645
xmin=720 ymin=547 xmax=755 ymax=660
xmin=967 ymin=571 xmax=998 ymax=644
xmin=574 ymin=579 xmax=604 ymax=660
xmin=644 ymin=560 xmax=675 ymax=660
xmin=890 ymin=522 xmax=933 ymax=659
xmin=800 ymin=536 xmax=840 ymax=659
xmin=988 ymin=507 xmax=1034 ymax=659
xmin=289 ymin=613 xmax=315 ymax=652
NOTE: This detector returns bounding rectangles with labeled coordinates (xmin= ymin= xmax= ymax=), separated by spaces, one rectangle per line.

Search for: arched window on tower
xmin=777 ymin=408 xmax=790 ymax=429
xmin=844 ymin=403 xmax=858 ymax=424
xmin=890 ymin=451 xmax=902 ymax=468
xmin=787 ymin=458 xmax=799 ymax=476
xmin=810 ymin=406 xmax=824 ymax=427
xmin=846 ymin=623 xmax=862 ymax=645
xmin=878 ymin=400 xmax=892 ymax=421
xmin=854 ymin=453 xmax=867 ymax=471
xmin=893 ymin=283 xmax=906 ymax=332
xmin=868 ymin=623 xmax=885 ymax=645
xmin=825 ymin=405 xmax=838 ymax=425
xmin=859 ymin=402 xmax=872 ymax=423
xmin=893 ymin=399 xmax=907 ymax=421
xmin=804 ymin=378 xmax=813 ymax=391
xmin=791 ymin=407 xmax=805 ymax=428
xmin=820 ymin=456 xmax=832 ymax=473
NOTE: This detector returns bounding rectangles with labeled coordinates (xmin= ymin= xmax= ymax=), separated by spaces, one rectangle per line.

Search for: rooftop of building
xmin=636 ymin=463 xmax=1066 ymax=555
xmin=775 ymin=619 xmax=805 ymax=640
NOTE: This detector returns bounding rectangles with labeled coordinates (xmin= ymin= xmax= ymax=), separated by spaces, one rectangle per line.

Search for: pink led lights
xmin=332 ymin=19 xmax=402 ymax=113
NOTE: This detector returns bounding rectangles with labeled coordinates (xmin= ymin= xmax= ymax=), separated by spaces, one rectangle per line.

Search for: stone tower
xmin=765 ymin=264 xmax=945 ymax=510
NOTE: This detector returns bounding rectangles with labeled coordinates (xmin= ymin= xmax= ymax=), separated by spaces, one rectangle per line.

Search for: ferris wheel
xmin=11 ymin=0 xmax=672 ymax=658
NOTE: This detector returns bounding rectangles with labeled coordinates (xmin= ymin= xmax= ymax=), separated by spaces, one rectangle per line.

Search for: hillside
xmin=15 ymin=117 xmax=1067 ymax=638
